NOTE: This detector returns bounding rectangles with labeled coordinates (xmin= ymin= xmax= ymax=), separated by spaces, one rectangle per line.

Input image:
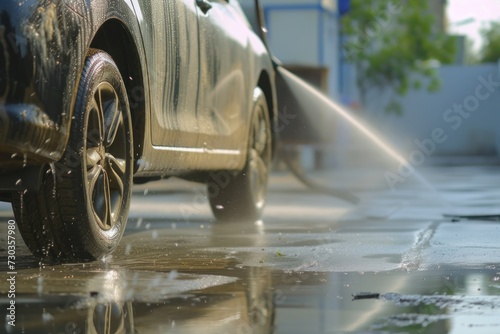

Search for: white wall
xmin=261 ymin=0 xmax=340 ymax=98
xmin=266 ymin=9 xmax=320 ymax=65
xmin=345 ymin=63 xmax=500 ymax=156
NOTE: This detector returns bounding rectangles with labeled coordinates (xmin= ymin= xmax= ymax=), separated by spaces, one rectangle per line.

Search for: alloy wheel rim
xmin=85 ymin=82 xmax=128 ymax=231
xmin=248 ymin=106 xmax=269 ymax=209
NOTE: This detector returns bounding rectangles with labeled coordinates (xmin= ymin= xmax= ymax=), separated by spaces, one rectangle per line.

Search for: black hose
xmin=279 ymin=147 xmax=361 ymax=205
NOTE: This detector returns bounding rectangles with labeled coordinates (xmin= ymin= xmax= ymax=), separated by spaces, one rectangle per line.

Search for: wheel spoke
xmin=97 ymin=86 xmax=105 ymax=117
xmin=253 ymin=111 xmax=267 ymax=156
xmin=92 ymin=168 xmax=111 ymax=229
xmin=254 ymin=152 xmax=268 ymax=186
xmin=87 ymin=164 xmax=106 ymax=228
xmin=86 ymin=158 xmax=113 ymax=230
xmin=104 ymin=92 xmax=122 ymax=147
xmin=248 ymin=149 xmax=268 ymax=206
xmin=87 ymin=164 xmax=102 ymax=191
xmin=105 ymin=153 xmax=125 ymax=195
xmin=88 ymin=96 xmax=104 ymax=147
xmin=102 ymin=169 xmax=112 ymax=228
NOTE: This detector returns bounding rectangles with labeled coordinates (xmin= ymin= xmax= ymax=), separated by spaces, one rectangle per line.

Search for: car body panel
xmin=0 ymin=0 xmax=86 ymax=167
xmin=0 ymin=0 xmax=275 ymax=189
xmin=0 ymin=0 xmax=147 ymax=168
xmin=196 ymin=0 xmax=250 ymax=151
xmin=139 ymin=0 xmax=201 ymax=149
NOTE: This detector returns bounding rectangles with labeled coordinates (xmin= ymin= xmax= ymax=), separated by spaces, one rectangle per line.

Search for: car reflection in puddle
xmin=5 ymin=266 xmax=500 ymax=334
xmin=1 ymin=266 xmax=274 ymax=334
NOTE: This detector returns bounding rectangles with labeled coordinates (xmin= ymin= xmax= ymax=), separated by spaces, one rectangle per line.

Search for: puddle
xmin=2 ymin=255 xmax=500 ymax=334
xmin=273 ymin=269 xmax=500 ymax=334
xmin=3 ymin=167 xmax=500 ymax=333
xmin=0 ymin=262 xmax=270 ymax=334
xmin=8 ymin=268 xmax=237 ymax=303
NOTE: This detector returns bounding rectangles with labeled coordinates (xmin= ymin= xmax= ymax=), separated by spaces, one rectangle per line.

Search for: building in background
xmin=428 ymin=0 xmax=467 ymax=65
xmin=260 ymin=0 xmax=342 ymax=99
xmin=258 ymin=0 xmax=350 ymax=169
xmin=429 ymin=0 xmax=448 ymax=33
xmin=257 ymin=0 xmax=494 ymax=164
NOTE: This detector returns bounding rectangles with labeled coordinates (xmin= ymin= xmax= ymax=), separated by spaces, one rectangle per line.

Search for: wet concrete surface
xmin=1 ymin=165 xmax=500 ymax=333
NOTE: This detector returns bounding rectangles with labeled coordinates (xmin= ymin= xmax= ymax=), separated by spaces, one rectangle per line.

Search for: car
xmin=0 ymin=0 xmax=277 ymax=261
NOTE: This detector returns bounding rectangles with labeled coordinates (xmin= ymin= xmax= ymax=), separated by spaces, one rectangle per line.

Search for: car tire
xmin=12 ymin=49 xmax=133 ymax=261
xmin=208 ymin=87 xmax=272 ymax=222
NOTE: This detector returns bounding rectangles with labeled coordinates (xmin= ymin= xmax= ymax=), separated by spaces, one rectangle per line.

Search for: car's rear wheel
xmin=208 ymin=87 xmax=272 ymax=222
xmin=12 ymin=49 xmax=133 ymax=261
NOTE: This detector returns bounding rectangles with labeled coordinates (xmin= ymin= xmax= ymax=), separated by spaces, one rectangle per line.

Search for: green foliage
xmin=480 ymin=22 xmax=500 ymax=63
xmin=465 ymin=38 xmax=480 ymax=65
xmin=341 ymin=0 xmax=456 ymax=114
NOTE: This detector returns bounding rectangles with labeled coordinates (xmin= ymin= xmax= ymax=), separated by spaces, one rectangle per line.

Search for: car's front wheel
xmin=208 ymin=87 xmax=272 ymax=222
xmin=12 ymin=49 xmax=133 ymax=261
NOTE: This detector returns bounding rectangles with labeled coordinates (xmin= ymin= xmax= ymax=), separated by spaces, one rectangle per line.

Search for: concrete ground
xmin=1 ymin=164 xmax=500 ymax=333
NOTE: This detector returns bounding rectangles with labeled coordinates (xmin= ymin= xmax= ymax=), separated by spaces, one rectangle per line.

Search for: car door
xmin=195 ymin=0 xmax=250 ymax=151
xmin=145 ymin=0 xmax=201 ymax=148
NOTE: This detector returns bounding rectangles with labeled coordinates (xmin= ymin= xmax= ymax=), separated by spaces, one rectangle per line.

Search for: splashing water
xmin=276 ymin=66 xmax=437 ymax=193
xmin=37 ymin=276 xmax=44 ymax=294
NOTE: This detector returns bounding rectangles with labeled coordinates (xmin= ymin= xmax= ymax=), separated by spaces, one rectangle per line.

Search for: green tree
xmin=465 ymin=38 xmax=480 ymax=65
xmin=480 ymin=22 xmax=500 ymax=63
xmin=341 ymin=0 xmax=456 ymax=114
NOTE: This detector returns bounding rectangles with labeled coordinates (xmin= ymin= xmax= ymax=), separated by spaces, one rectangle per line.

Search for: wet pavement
xmin=1 ymin=165 xmax=500 ymax=333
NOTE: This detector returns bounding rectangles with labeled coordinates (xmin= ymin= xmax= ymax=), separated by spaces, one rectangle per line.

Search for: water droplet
xmin=42 ymin=311 xmax=53 ymax=323
xmin=37 ymin=277 xmax=43 ymax=294
xmin=132 ymin=272 xmax=139 ymax=286
xmin=124 ymin=244 xmax=132 ymax=256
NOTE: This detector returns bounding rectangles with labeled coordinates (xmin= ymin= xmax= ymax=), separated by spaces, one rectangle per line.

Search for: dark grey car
xmin=0 ymin=0 xmax=276 ymax=261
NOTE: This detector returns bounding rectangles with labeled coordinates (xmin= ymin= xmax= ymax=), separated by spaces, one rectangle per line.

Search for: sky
xmin=447 ymin=0 xmax=500 ymax=51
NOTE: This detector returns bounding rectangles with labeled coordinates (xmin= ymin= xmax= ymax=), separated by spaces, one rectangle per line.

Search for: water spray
xmin=274 ymin=66 xmax=431 ymax=203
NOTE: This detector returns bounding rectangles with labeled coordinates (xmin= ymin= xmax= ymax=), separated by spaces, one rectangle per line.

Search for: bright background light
xmin=447 ymin=0 xmax=500 ymax=51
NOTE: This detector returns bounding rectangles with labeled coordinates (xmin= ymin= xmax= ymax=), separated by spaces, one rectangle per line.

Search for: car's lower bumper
xmin=0 ymin=102 xmax=64 ymax=171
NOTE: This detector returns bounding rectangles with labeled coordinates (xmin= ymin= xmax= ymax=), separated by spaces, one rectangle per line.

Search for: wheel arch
xmin=257 ymin=69 xmax=277 ymax=158
xmin=89 ymin=19 xmax=146 ymax=173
